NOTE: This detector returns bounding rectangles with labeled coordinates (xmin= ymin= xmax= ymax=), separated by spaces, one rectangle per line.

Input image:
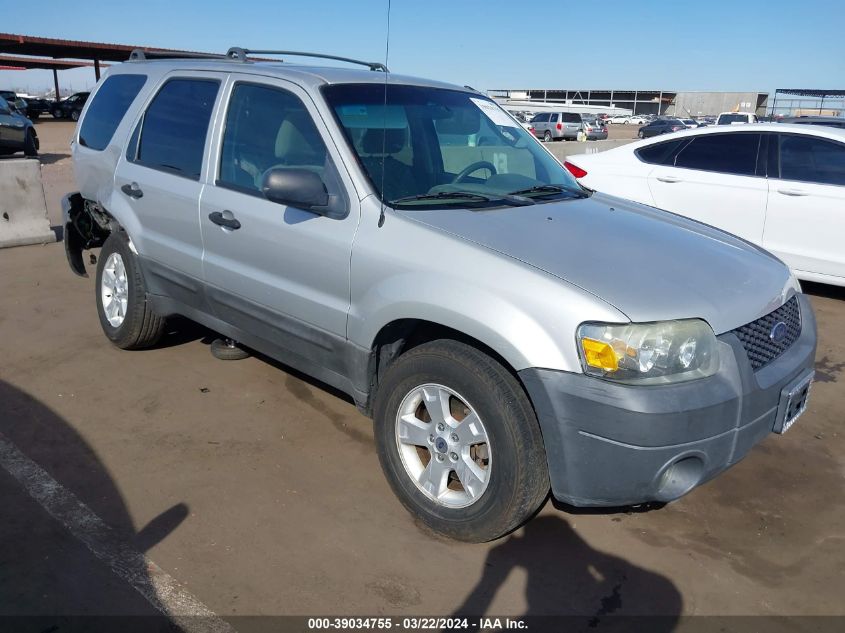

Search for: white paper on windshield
xmin=470 ymin=98 xmax=518 ymax=128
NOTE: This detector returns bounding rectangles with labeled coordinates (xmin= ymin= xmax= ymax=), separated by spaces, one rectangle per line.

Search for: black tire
xmin=638 ymin=130 xmax=645 ymax=139
xmin=543 ymin=131 xmax=552 ymax=143
xmin=52 ymin=109 xmax=63 ymax=119
xmin=70 ymin=109 xmax=80 ymax=122
xmin=373 ymin=339 xmax=549 ymax=542
xmin=210 ymin=338 xmax=250 ymax=361
xmin=24 ymin=130 xmax=38 ymax=157
xmin=95 ymin=232 xmax=166 ymax=350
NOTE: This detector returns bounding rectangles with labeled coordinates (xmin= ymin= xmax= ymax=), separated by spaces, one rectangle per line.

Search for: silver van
xmin=63 ymin=49 xmax=816 ymax=542
xmin=531 ymin=111 xmax=583 ymax=141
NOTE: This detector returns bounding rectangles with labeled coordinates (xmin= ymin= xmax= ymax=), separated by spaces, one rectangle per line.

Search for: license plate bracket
xmin=773 ymin=370 xmax=814 ymax=434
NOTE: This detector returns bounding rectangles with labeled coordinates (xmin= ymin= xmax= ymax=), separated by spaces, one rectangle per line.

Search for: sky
xmin=1 ymin=0 xmax=843 ymax=97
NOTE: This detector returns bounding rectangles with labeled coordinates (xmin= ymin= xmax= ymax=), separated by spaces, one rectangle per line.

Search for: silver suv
xmin=530 ymin=111 xmax=583 ymax=141
xmin=63 ymin=49 xmax=817 ymax=542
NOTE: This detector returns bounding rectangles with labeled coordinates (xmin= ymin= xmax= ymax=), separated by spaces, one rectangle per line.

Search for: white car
xmin=717 ymin=111 xmax=758 ymax=125
xmin=627 ymin=115 xmax=647 ymax=125
xmin=564 ymin=124 xmax=845 ymax=286
xmin=608 ymin=115 xmax=630 ymax=124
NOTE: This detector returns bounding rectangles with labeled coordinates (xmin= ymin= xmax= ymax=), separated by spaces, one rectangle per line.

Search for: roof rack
xmin=128 ymin=49 xmax=232 ymax=62
xmin=226 ymin=48 xmax=388 ymax=72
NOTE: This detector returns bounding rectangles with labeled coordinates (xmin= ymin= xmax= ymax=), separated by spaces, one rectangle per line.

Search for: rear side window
xmin=674 ymin=133 xmax=760 ymax=176
xmin=79 ymin=75 xmax=147 ymax=150
xmin=779 ymin=134 xmax=845 ymax=186
xmin=131 ymin=78 xmax=220 ymax=180
xmin=635 ymin=139 xmax=688 ymax=165
xmin=218 ymin=83 xmax=327 ymax=193
xmin=562 ymin=113 xmax=581 ymax=123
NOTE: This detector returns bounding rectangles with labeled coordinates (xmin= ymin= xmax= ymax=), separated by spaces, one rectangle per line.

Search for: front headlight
xmin=577 ymin=319 xmax=719 ymax=384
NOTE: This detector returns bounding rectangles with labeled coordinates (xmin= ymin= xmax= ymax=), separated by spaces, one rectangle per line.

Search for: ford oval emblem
xmin=770 ymin=321 xmax=788 ymax=343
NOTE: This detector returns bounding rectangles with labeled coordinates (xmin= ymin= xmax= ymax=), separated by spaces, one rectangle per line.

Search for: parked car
xmin=580 ymin=117 xmax=608 ymax=140
xmin=777 ymin=116 xmax=845 ymax=129
xmin=23 ymin=96 xmax=52 ymax=120
xmin=627 ymin=115 xmax=647 ymax=125
xmin=52 ymin=91 xmax=90 ymax=121
xmin=63 ymin=53 xmax=816 ymax=543
xmin=565 ymin=124 xmax=845 ymax=286
xmin=0 ymin=95 xmax=39 ymax=156
xmin=716 ymin=111 xmax=757 ymax=125
xmin=607 ymin=115 xmax=629 ymax=124
xmin=0 ymin=90 xmax=28 ymax=116
xmin=680 ymin=118 xmax=701 ymax=129
xmin=531 ymin=111 xmax=582 ymax=141
xmin=637 ymin=118 xmax=687 ymax=138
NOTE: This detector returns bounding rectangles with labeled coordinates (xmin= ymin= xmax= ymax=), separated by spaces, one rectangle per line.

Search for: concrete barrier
xmin=0 ymin=159 xmax=56 ymax=248
xmin=545 ymin=138 xmax=637 ymax=162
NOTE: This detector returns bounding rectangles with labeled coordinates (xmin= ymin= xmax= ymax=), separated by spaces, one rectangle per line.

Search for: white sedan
xmin=607 ymin=115 xmax=629 ymax=124
xmin=627 ymin=115 xmax=647 ymax=125
xmin=564 ymin=123 xmax=845 ymax=287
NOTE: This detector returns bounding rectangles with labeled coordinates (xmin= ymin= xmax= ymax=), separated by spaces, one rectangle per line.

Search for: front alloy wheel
xmin=395 ymin=383 xmax=491 ymax=508
xmin=374 ymin=340 xmax=549 ymax=542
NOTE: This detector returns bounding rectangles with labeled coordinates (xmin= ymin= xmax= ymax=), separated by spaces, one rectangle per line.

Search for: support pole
xmin=94 ymin=59 xmax=101 ymax=81
xmin=52 ymin=68 xmax=60 ymax=103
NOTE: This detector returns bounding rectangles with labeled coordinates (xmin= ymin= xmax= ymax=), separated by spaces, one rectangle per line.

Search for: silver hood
xmin=400 ymin=192 xmax=795 ymax=334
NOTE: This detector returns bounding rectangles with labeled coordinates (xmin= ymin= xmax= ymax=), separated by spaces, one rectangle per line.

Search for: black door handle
xmin=208 ymin=211 xmax=241 ymax=230
xmin=121 ymin=182 xmax=143 ymax=199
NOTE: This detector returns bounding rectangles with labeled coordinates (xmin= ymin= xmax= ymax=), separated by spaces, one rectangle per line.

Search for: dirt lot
xmin=1 ymin=121 xmax=844 ymax=630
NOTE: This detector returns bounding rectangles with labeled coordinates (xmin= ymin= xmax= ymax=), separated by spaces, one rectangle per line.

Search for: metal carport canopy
xmin=775 ymin=89 xmax=845 ymax=97
xmin=0 ymin=32 xmax=202 ymax=62
xmin=0 ymin=54 xmax=104 ymax=70
xmin=0 ymin=32 xmax=208 ymax=101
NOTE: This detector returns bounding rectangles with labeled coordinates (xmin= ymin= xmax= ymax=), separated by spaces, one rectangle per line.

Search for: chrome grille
xmin=731 ymin=296 xmax=801 ymax=371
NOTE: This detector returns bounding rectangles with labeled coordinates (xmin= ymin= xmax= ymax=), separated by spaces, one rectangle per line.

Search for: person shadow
xmin=0 ymin=379 xmax=189 ymax=632
xmin=451 ymin=515 xmax=682 ymax=632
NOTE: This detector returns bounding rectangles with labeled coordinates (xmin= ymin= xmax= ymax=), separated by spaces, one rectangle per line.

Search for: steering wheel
xmin=452 ymin=161 xmax=497 ymax=184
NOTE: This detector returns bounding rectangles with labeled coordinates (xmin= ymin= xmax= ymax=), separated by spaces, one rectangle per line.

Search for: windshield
xmin=323 ymin=84 xmax=583 ymax=208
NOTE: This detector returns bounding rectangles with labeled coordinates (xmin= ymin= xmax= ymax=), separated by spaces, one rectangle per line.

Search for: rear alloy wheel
xmin=638 ymin=130 xmax=645 ymax=138
xmin=543 ymin=131 xmax=552 ymax=143
xmin=374 ymin=340 xmax=549 ymax=542
xmin=71 ymin=109 xmax=80 ymax=122
xmin=96 ymin=233 xmax=166 ymax=349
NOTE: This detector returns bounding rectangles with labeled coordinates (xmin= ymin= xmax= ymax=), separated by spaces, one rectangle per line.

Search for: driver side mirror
xmin=261 ymin=168 xmax=345 ymax=219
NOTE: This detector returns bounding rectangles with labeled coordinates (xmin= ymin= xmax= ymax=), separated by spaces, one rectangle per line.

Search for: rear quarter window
xmin=635 ymin=139 xmax=688 ymax=165
xmin=562 ymin=113 xmax=581 ymax=123
xmin=78 ymin=75 xmax=147 ymax=151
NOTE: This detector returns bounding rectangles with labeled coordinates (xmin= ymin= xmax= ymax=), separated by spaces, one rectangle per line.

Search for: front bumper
xmin=520 ymin=294 xmax=817 ymax=507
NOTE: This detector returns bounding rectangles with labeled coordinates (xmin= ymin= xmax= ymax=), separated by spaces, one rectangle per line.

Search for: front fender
xmin=347 ymin=206 xmax=628 ymax=374
xmin=351 ymin=272 xmax=568 ymax=372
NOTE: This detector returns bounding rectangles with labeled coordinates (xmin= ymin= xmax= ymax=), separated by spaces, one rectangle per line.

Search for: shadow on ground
xmin=451 ymin=515 xmax=682 ymax=628
xmin=0 ymin=380 xmax=185 ymax=630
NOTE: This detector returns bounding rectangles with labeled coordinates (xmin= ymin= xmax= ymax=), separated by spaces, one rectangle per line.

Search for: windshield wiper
xmin=391 ymin=191 xmax=534 ymax=207
xmin=507 ymin=184 xmax=588 ymax=198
